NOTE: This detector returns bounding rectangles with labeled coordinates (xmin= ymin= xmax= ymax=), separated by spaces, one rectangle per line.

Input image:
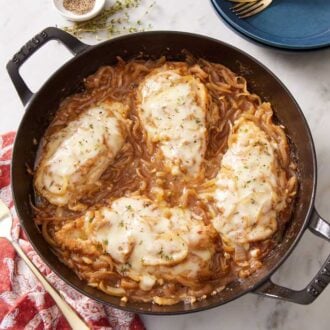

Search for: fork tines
xmin=230 ymin=0 xmax=268 ymax=18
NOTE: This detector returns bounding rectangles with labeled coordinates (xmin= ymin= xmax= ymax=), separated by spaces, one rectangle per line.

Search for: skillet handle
xmin=6 ymin=27 xmax=89 ymax=106
xmin=254 ymin=208 xmax=330 ymax=304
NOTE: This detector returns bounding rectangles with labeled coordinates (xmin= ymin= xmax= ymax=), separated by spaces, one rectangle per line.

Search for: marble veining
xmin=0 ymin=1 xmax=329 ymax=329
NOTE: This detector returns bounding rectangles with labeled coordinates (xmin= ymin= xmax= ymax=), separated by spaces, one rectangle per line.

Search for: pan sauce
xmin=33 ymin=57 xmax=297 ymax=305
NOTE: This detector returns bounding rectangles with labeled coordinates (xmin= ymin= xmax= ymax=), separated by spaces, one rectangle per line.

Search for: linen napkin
xmin=0 ymin=132 xmax=144 ymax=330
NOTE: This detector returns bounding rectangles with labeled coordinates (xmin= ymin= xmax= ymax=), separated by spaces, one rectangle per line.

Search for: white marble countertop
xmin=0 ymin=1 xmax=329 ymax=329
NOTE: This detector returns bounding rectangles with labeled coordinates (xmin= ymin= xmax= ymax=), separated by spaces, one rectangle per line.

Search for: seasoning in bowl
xmin=63 ymin=0 xmax=96 ymax=15
xmin=54 ymin=0 xmax=105 ymax=22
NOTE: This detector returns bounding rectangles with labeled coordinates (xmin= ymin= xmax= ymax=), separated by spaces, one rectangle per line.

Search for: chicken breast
xmin=211 ymin=118 xmax=288 ymax=246
xmin=137 ymin=67 xmax=208 ymax=177
xmin=34 ymin=102 xmax=129 ymax=209
xmin=55 ymin=195 xmax=217 ymax=291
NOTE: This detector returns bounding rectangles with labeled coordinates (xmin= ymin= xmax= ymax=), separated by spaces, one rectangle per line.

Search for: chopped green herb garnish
xmin=158 ymin=247 xmax=173 ymax=261
xmin=177 ymin=97 xmax=185 ymax=105
xmin=120 ymin=262 xmax=131 ymax=273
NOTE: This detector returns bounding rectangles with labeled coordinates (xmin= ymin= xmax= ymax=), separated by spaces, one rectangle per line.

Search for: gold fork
xmin=0 ymin=200 xmax=89 ymax=330
xmin=229 ymin=0 xmax=273 ymax=18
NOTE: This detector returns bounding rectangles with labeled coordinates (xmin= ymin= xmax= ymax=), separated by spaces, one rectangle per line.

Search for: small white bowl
xmin=53 ymin=0 xmax=106 ymax=22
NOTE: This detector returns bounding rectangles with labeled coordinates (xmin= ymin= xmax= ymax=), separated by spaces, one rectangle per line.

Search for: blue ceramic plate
xmin=211 ymin=0 xmax=330 ymax=50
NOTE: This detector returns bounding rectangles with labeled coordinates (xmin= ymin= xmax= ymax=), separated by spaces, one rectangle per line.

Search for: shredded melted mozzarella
xmin=90 ymin=196 xmax=214 ymax=291
xmin=212 ymin=120 xmax=286 ymax=246
xmin=138 ymin=69 xmax=208 ymax=176
xmin=35 ymin=103 xmax=128 ymax=208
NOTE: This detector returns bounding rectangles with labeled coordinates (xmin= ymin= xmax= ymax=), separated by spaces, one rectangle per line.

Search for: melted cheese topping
xmin=35 ymin=103 xmax=128 ymax=208
xmin=138 ymin=68 xmax=208 ymax=176
xmin=89 ymin=196 xmax=215 ymax=290
xmin=212 ymin=120 xmax=287 ymax=246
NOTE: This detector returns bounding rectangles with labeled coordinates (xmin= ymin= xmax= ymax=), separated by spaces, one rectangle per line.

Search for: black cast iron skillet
xmin=6 ymin=27 xmax=330 ymax=314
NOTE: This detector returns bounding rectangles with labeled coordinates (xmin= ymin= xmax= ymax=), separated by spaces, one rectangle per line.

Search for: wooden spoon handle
xmin=12 ymin=240 xmax=89 ymax=330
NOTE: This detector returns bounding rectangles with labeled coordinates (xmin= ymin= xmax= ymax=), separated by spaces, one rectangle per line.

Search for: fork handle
xmin=12 ymin=241 xmax=89 ymax=330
